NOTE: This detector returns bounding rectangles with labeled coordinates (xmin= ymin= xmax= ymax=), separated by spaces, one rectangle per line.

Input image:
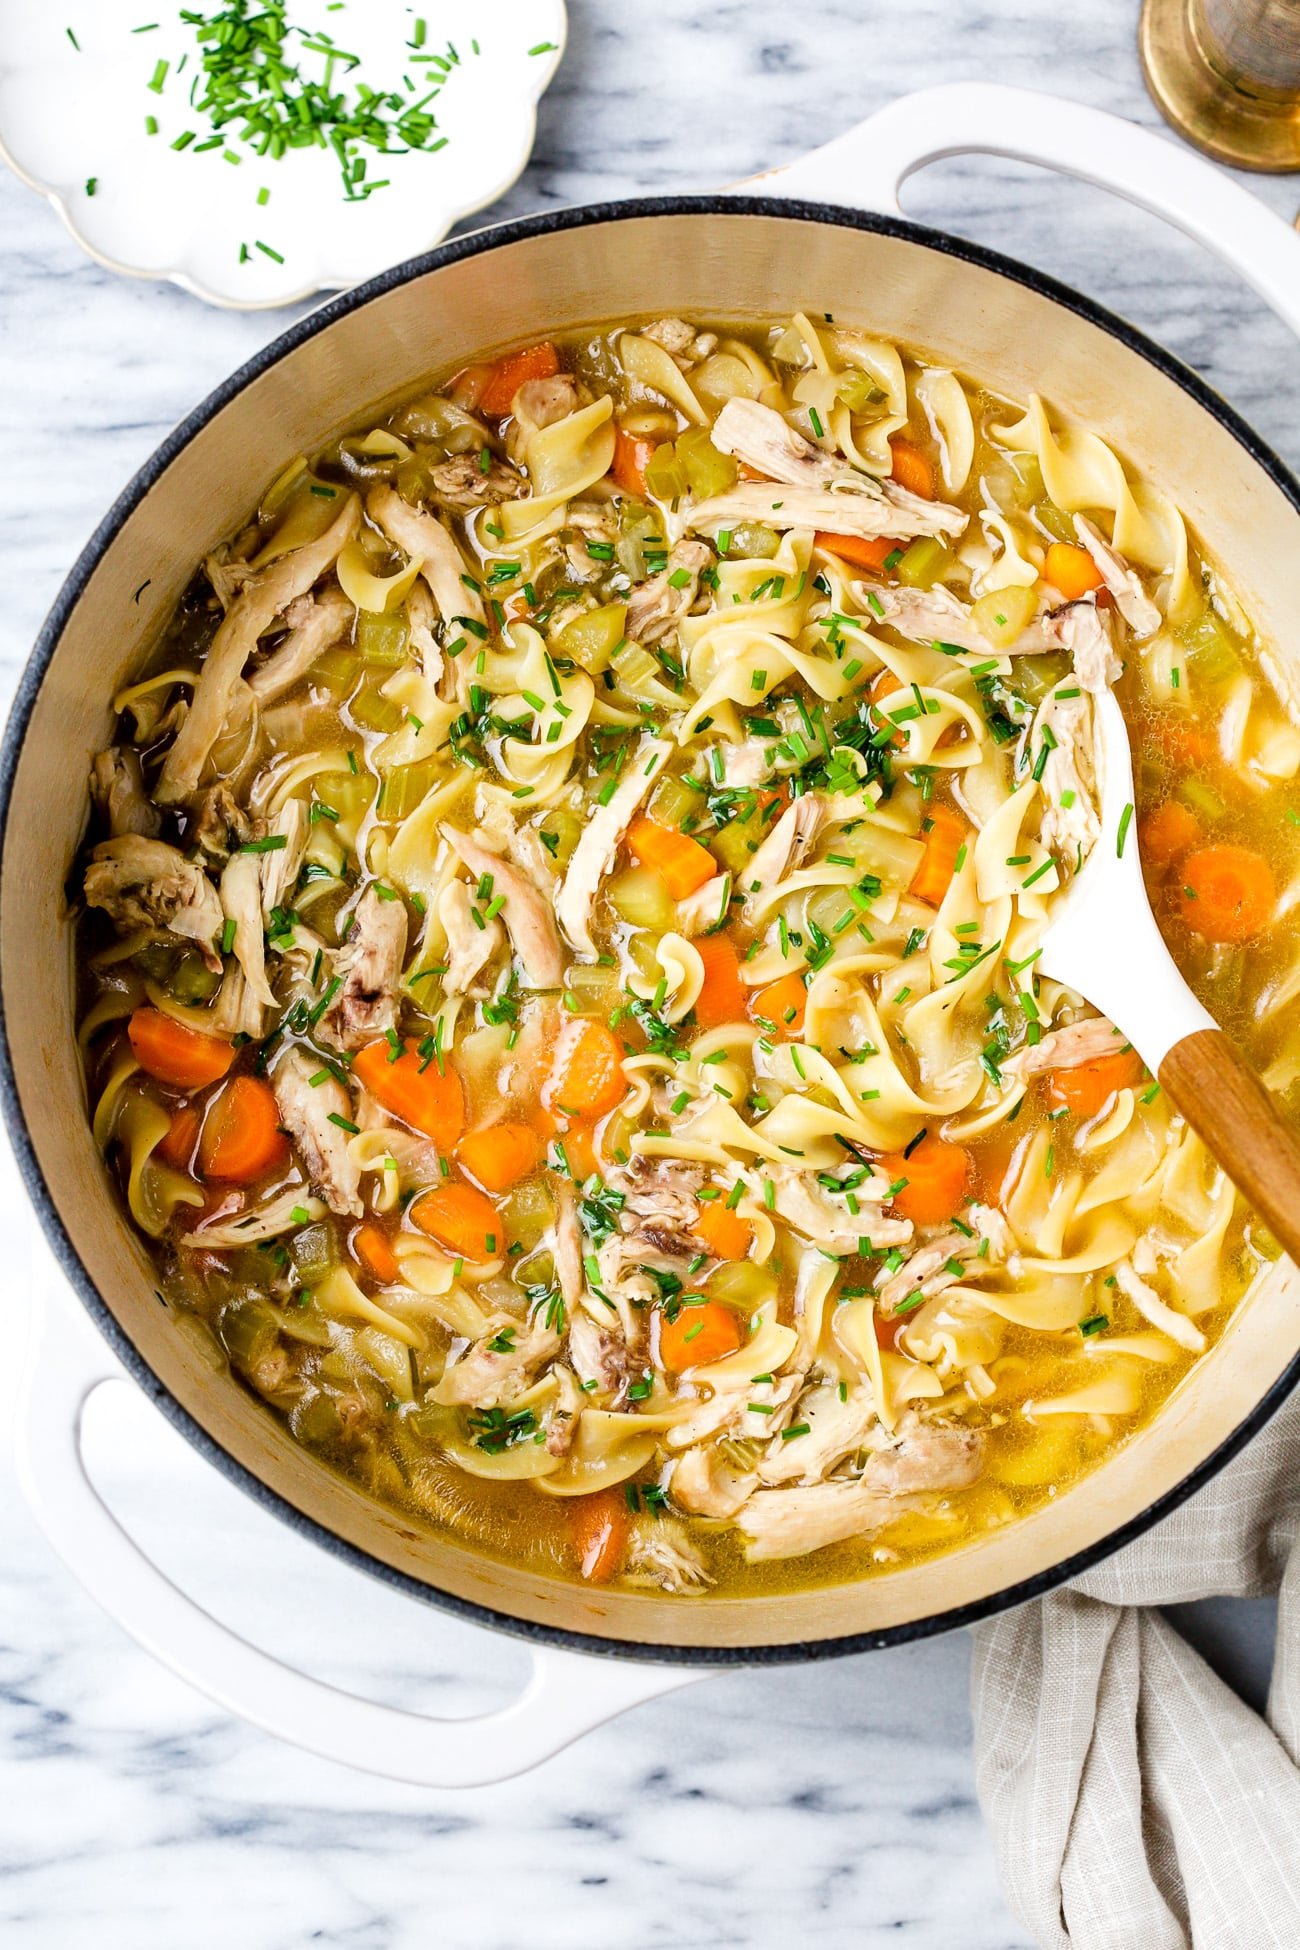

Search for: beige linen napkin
xmin=971 ymin=1386 xmax=1300 ymax=1949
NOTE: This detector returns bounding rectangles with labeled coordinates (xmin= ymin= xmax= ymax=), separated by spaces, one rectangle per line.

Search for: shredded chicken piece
xmin=1073 ymin=516 xmax=1162 ymax=640
xmin=442 ymin=827 xmax=563 ymax=989
xmin=675 ymin=871 xmax=733 ymax=936
xmin=741 ymin=1424 xmax=984 ymax=1561
xmin=84 ymin=836 xmax=225 ymax=970
xmin=603 ymin=1156 xmax=710 ymax=1265
xmin=320 ymin=885 xmax=407 ymax=1051
xmin=667 ymin=1373 xmax=804 ymax=1451
xmin=406 ymin=582 xmax=445 ymax=691
xmin=641 ymin=317 xmax=717 ymax=365
xmin=272 ymin=1047 xmax=362 ymax=1217
xmin=204 ymin=545 xmax=257 ymax=612
xmin=191 ymin=783 xmax=253 ymax=862
xmin=625 ymin=538 xmax=712 ymax=647
xmin=772 ymin=1167 xmax=912 ymax=1253
xmin=366 ymin=485 xmax=486 ymax=629
xmin=624 ymin=1518 xmax=713 ymax=1594
xmin=672 ymin=1443 xmax=759 ymax=1519
xmin=437 ymin=879 xmax=505 ymax=995
xmin=218 ymin=851 xmax=278 ymax=1035
xmin=1042 ymin=596 xmax=1120 ymax=695
xmin=545 ymin=1365 xmax=583 ymax=1457
xmin=710 ymin=397 xmax=853 ymax=489
xmin=688 ymin=480 xmax=965 ymax=546
xmin=258 ymin=801 xmax=307 ymax=922
xmin=90 ymin=748 xmax=159 ymax=839
xmin=1112 ymin=1258 xmax=1206 ymax=1354
xmin=426 ymin=453 xmax=524 ymax=512
xmin=556 ymin=735 xmax=671 ymax=957
xmin=1030 ymin=686 xmax=1099 ymax=857
xmin=157 ymin=493 xmax=359 ymax=806
xmin=1002 ymin=1016 xmax=1129 ymax=1082
xmin=552 ymin=1180 xmax=586 ymax=1319
xmin=248 ymin=587 xmax=355 ymax=705
xmin=505 ymin=374 xmax=586 ymax=463
xmin=716 ymin=740 xmax=772 ymax=788
xmin=875 ymin=1204 xmax=1011 ymax=1313
xmin=433 ymin=1316 xmax=561 ymax=1409
xmin=743 ymin=794 xmax=825 ymax=908
xmin=567 ymin=1309 xmax=632 ymax=1403
xmin=757 ymin=1382 xmax=877 ymax=1487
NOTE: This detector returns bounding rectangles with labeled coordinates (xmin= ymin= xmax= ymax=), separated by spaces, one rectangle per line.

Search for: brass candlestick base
xmin=1141 ymin=0 xmax=1300 ymax=173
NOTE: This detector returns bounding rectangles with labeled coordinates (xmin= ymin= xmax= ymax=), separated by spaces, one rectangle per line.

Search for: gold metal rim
xmin=1140 ymin=0 xmax=1300 ymax=173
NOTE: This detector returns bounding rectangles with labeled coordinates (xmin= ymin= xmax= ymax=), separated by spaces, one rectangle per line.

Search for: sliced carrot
xmin=1140 ymin=800 xmax=1202 ymax=871
xmin=479 ymin=341 xmax=560 ymax=418
xmin=1047 ymin=1048 xmax=1144 ymax=1119
xmin=156 ymin=1102 xmax=200 ymax=1171
xmin=889 ymin=438 xmax=935 ymax=501
xmin=1177 ymin=844 xmax=1276 ymax=943
xmin=749 ymin=970 xmax=807 ymax=1038
xmin=879 ymin=1134 xmax=971 ymax=1228
xmin=868 ymin=668 xmax=908 ymax=749
xmin=1149 ymin=713 xmax=1219 ymax=773
xmin=198 ymin=1076 xmax=289 ymax=1184
xmin=128 ymin=1008 xmax=234 ymax=1090
xmin=570 ymin=1488 xmax=633 ymax=1584
xmin=626 ymin=815 xmax=717 ymax=900
xmin=909 ymin=804 xmax=968 ymax=908
xmin=1044 ymin=541 xmax=1104 ymax=601
xmin=658 ymin=1299 xmax=743 ymax=1373
xmin=612 ymin=426 xmax=656 ymax=498
xmin=814 ymin=531 xmax=902 ymax=574
xmin=695 ymin=1197 xmax=753 ymax=1262
xmin=457 ymin=1121 xmax=544 ymax=1194
xmin=544 ymin=1019 xmax=628 ymax=1120
xmin=411 ymin=1181 xmax=503 ymax=1262
xmin=353 ymin=1222 xmax=400 ymax=1285
xmin=693 ymin=933 xmax=747 ymax=1028
xmin=556 ymin=1119 xmax=600 ymax=1182
xmin=353 ymin=1037 xmax=465 ymax=1148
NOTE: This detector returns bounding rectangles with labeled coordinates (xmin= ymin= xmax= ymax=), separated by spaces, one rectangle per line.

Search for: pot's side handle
xmin=759 ymin=82 xmax=1300 ymax=340
xmin=16 ymin=1263 xmax=704 ymax=1788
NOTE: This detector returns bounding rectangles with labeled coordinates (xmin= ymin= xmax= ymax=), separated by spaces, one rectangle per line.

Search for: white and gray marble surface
xmin=2 ymin=2 xmax=1298 ymax=1943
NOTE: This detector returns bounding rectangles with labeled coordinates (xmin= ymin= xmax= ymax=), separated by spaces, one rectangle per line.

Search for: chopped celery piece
xmin=616 ymin=500 xmax=665 ymax=580
xmin=726 ymin=521 xmax=780 ymax=560
xmin=1176 ymin=776 xmax=1227 ymax=823
xmin=308 ymin=647 xmax=362 ymax=691
xmin=708 ymin=1260 xmax=778 ymax=1312
xmin=168 ymin=948 xmax=222 ymax=1005
xmin=648 ymin=772 xmax=700 ymax=829
xmin=292 ymin=1393 xmax=344 ymax=1444
xmin=1009 ymin=650 xmax=1072 ymax=707
xmin=357 ymin=610 xmax=410 ymax=666
xmin=896 ymin=537 xmax=950 ymax=589
xmin=378 ymin=759 xmax=438 ymax=820
xmin=219 ymin=1298 xmax=280 ymax=1369
xmin=709 ymin=811 xmax=765 ymax=874
xmin=565 ymin=964 xmax=623 ymax=1013
xmin=676 ymin=427 xmax=738 ymax=497
xmin=1179 ymin=602 xmax=1243 ymax=685
xmin=1005 ymin=451 xmax=1045 ymax=507
xmin=1034 ymin=501 xmax=1075 ymax=543
xmin=292 ymin=1222 xmax=340 ymax=1281
xmin=970 ymin=583 xmax=1038 ymax=650
xmin=501 ymin=1189 xmax=555 ymax=1252
xmin=644 ymin=442 xmax=689 ymax=502
xmin=349 ymin=679 xmax=406 ymax=735
xmin=834 ymin=369 xmax=885 ymax=412
xmin=611 ymin=638 xmax=659 ymax=688
xmin=552 ymin=601 xmax=627 ymax=674
xmin=539 ymin=806 xmax=582 ymax=868
xmin=806 ymin=885 xmax=856 ymax=941
xmin=607 ymin=866 xmax=676 ymax=932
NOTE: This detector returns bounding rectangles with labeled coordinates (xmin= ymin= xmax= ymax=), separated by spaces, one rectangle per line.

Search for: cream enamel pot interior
xmin=7 ymin=84 xmax=1300 ymax=1788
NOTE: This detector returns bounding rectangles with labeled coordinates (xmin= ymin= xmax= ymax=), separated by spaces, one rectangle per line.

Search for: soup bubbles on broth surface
xmin=77 ymin=314 xmax=1292 ymax=1596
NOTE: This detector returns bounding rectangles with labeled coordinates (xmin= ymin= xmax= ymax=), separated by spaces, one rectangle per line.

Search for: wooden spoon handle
xmin=1159 ymin=1028 xmax=1300 ymax=1265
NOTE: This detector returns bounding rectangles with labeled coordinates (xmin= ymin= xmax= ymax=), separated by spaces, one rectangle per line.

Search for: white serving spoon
xmin=1037 ymin=687 xmax=1300 ymax=1264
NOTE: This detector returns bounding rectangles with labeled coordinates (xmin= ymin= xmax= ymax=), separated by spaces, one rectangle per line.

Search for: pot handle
xmin=759 ymin=82 xmax=1300 ymax=339
xmin=16 ymin=1262 xmax=704 ymax=1788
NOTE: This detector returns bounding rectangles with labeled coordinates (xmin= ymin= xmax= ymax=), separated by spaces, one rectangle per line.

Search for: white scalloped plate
xmin=0 ymin=1 xmax=565 ymax=309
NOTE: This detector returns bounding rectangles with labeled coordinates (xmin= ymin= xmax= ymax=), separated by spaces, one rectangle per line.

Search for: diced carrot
xmin=879 ymin=1134 xmax=972 ymax=1227
xmin=868 ymin=668 xmax=907 ymax=749
xmin=1149 ymin=713 xmax=1219 ymax=772
xmin=749 ymin=970 xmax=807 ymax=1038
xmin=1047 ymin=1048 xmax=1144 ymax=1119
xmin=556 ymin=1120 xmax=599 ymax=1182
xmin=411 ymin=1181 xmax=503 ymax=1262
xmin=570 ymin=1488 xmax=633 ymax=1584
xmin=693 ymin=934 xmax=747 ymax=1028
xmin=156 ymin=1102 xmax=200 ymax=1171
xmin=626 ymin=815 xmax=717 ymax=899
xmin=909 ymin=804 xmax=968 ymax=907
xmin=1044 ymin=541 xmax=1104 ymax=601
xmin=543 ymin=1020 xmax=628 ymax=1120
xmin=353 ymin=1222 xmax=401 ymax=1285
xmin=456 ymin=1121 xmax=544 ymax=1194
xmin=128 ymin=1008 xmax=234 ymax=1090
xmin=814 ymin=531 xmax=902 ymax=574
xmin=695 ymin=1197 xmax=753 ymax=1262
xmin=889 ymin=438 xmax=935 ymax=501
xmin=353 ymin=1037 xmax=465 ymax=1148
xmin=1177 ymin=844 xmax=1276 ymax=943
xmin=198 ymin=1076 xmax=289 ymax=1184
xmin=1140 ymin=800 xmax=1202 ymax=870
xmin=658 ymin=1299 xmax=743 ymax=1373
xmin=612 ymin=426 xmax=655 ymax=498
xmin=479 ymin=341 xmax=560 ymax=418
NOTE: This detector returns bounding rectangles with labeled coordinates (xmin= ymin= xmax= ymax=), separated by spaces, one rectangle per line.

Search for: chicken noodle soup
xmin=77 ymin=316 xmax=1294 ymax=1597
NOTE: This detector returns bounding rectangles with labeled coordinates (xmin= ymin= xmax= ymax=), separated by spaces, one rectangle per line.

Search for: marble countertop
xmin=3 ymin=2 xmax=1298 ymax=1943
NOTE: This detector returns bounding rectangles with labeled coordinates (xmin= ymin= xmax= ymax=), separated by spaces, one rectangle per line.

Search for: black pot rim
xmin=4 ymin=192 xmax=1299 ymax=1669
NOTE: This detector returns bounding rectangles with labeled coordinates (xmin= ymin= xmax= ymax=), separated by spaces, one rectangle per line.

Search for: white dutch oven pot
xmin=7 ymin=85 xmax=1300 ymax=1787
